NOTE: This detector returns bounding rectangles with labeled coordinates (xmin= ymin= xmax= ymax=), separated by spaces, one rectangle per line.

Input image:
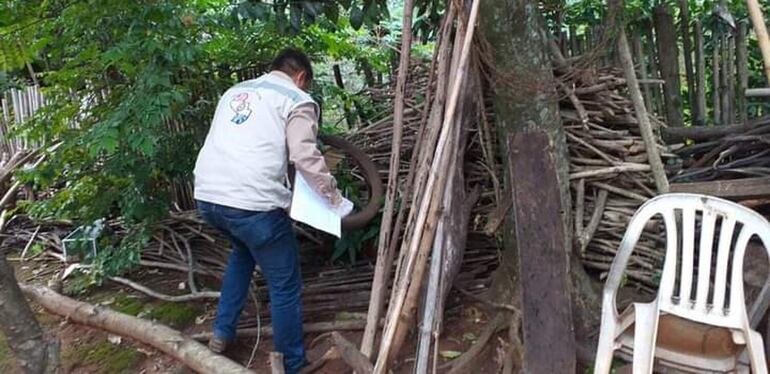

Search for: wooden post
xmin=747 ymin=0 xmax=770 ymax=84
xmin=644 ymin=22 xmax=664 ymax=117
xmin=736 ymin=21 xmax=749 ymax=124
xmin=695 ymin=19 xmax=708 ymax=126
xmin=679 ymin=0 xmax=696 ymax=122
xmin=720 ymin=31 xmax=730 ymax=126
xmin=633 ymin=31 xmax=654 ymax=113
xmin=713 ymin=29 xmax=722 ymax=126
xmin=727 ymin=33 xmax=736 ymax=125
xmin=654 ymin=5 xmax=684 ymax=127
xmin=569 ymin=26 xmax=580 ymax=57
xmin=508 ymin=132 xmax=576 ymax=373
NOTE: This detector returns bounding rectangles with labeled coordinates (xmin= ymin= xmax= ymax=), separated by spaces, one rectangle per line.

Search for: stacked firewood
xmin=669 ymin=116 xmax=770 ymax=183
xmin=0 ymin=208 xmax=498 ymax=328
xmin=558 ymin=65 xmax=674 ymax=292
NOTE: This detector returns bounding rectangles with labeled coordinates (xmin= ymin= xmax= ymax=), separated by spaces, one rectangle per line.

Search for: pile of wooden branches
xmin=0 ymin=208 xmax=499 ymax=327
xmin=558 ymin=65 xmax=674 ymax=292
xmin=668 ymin=116 xmax=770 ymax=183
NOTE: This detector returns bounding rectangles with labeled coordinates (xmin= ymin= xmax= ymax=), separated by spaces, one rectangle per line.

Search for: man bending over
xmin=193 ymin=48 xmax=342 ymax=373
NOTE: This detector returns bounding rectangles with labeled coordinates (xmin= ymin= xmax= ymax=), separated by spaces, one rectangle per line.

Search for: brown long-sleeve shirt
xmin=287 ymin=102 xmax=341 ymax=206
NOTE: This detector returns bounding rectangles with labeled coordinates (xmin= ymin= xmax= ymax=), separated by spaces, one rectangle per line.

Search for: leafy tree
xmin=0 ymin=0 xmax=448 ymax=275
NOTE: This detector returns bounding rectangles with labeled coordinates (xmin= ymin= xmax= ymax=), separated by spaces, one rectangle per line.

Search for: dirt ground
xmin=1 ymin=259 xmax=506 ymax=374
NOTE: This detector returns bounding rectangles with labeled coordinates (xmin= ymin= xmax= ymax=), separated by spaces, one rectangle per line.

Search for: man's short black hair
xmin=271 ymin=48 xmax=313 ymax=82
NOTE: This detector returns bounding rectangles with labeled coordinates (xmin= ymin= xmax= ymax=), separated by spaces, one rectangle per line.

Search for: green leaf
xmin=440 ymin=350 xmax=462 ymax=360
xmin=350 ymin=6 xmax=364 ymax=30
xmin=332 ymin=237 xmax=351 ymax=262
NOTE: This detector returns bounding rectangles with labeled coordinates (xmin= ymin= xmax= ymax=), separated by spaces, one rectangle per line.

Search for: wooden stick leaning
xmin=360 ymin=0 xmax=416 ymax=359
xmin=616 ymin=29 xmax=669 ymax=193
xmin=372 ymin=1 xmax=481 ymax=372
xmin=386 ymin=4 xmax=472 ymax=361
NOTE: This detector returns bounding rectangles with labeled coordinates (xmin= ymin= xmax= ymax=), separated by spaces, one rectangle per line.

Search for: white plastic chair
xmin=594 ymin=193 xmax=770 ymax=374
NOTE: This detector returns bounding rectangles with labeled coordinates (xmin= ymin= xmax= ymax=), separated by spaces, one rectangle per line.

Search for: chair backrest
xmin=605 ymin=193 xmax=770 ymax=330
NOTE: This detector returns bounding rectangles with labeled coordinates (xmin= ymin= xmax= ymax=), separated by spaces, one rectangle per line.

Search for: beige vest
xmin=193 ymin=72 xmax=317 ymax=211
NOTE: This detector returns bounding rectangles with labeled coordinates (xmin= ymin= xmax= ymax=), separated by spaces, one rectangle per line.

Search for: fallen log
xmin=662 ymin=122 xmax=756 ymax=142
xmin=20 ymin=284 xmax=253 ymax=374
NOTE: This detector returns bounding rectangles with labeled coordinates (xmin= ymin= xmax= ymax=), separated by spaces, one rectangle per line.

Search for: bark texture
xmin=20 ymin=284 xmax=253 ymax=374
xmin=479 ymin=0 xmax=600 ymax=365
xmin=654 ymin=4 xmax=684 ymax=128
xmin=0 ymin=249 xmax=55 ymax=374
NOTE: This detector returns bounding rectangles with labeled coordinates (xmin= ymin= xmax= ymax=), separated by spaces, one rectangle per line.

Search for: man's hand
xmin=329 ymin=189 xmax=343 ymax=207
xmin=329 ymin=189 xmax=354 ymax=217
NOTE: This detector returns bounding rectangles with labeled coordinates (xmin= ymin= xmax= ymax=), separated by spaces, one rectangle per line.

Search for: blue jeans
xmin=197 ymin=201 xmax=305 ymax=373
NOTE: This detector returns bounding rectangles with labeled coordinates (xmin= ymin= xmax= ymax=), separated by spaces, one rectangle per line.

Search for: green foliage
xmin=0 ymin=0 xmax=440 ymax=278
xmin=333 ymin=216 xmax=380 ymax=263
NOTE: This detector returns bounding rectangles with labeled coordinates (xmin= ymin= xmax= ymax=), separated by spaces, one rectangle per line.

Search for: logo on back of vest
xmin=229 ymin=92 xmax=254 ymax=124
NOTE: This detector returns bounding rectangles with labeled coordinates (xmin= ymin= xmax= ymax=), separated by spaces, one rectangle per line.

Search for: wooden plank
xmin=509 ymin=132 xmax=576 ymax=373
xmin=746 ymin=88 xmax=770 ymax=97
xmin=670 ymin=177 xmax=770 ymax=200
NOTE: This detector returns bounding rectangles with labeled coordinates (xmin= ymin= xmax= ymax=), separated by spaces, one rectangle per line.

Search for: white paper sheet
xmin=289 ymin=172 xmax=353 ymax=238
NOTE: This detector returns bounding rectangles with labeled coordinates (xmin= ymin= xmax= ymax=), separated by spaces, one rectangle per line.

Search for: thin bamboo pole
xmin=359 ymin=0 xmax=416 ymax=360
xmin=372 ymin=1 xmax=480 ymax=372
xmin=617 ymin=29 xmax=670 ymax=194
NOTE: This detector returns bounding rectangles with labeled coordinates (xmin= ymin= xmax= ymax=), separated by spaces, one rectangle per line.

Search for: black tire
xmin=319 ymin=134 xmax=384 ymax=231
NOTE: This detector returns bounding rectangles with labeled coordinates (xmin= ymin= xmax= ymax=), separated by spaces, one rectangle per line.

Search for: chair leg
xmin=594 ymin=328 xmax=617 ymax=374
xmin=632 ymin=302 xmax=659 ymax=374
xmin=746 ymin=330 xmax=768 ymax=374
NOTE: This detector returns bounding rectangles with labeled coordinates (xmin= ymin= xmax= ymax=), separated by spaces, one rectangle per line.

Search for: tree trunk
xmin=679 ymin=0 xmax=696 ymax=122
xmin=720 ymin=32 xmax=731 ymax=126
xmin=713 ymin=31 xmax=722 ymax=125
xmin=654 ymin=4 xmax=684 ymax=128
xmin=332 ymin=64 xmax=357 ymax=128
xmin=694 ymin=19 xmax=708 ymax=126
xmin=727 ymin=33 xmax=736 ymax=125
xmin=569 ymin=26 xmax=580 ymax=57
xmin=0 ymin=248 xmax=56 ymax=374
xmin=643 ymin=20 xmax=664 ymax=116
xmin=479 ymin=0 xmax=599 ymax=368
xmin=359 ymin=59 xmax=376 ymax=87
xmin=736 ymin=21 xmax=749 ymax=124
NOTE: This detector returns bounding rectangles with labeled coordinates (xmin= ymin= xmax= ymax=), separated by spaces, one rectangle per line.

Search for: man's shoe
xmin=208 ymin=336 xmax=228 ymax=354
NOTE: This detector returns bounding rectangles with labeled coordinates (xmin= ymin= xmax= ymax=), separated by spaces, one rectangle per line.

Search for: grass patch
xmin=111 ymin=295 xmax=145 ymax=316
xmin=0 ymin=332 xmax=13 ymax=373
xmin=146 ymin=302 xmax=200 ymax=329
xmin=63 ymin=342 xmax=142 ymax=374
